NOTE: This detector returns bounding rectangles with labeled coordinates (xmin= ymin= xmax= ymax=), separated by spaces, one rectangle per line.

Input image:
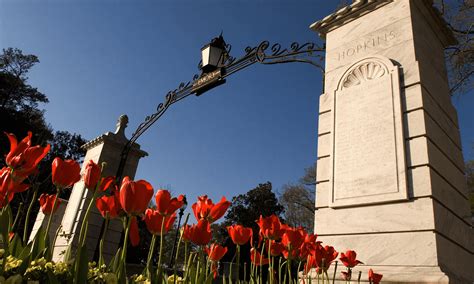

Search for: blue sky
xmin=1 ymin=0 xmax=473 ymax=215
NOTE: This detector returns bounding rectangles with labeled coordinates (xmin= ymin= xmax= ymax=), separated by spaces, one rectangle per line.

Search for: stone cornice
xmin=310 ymin=0 xmax=456 ymax=46
xmin=81 ymin=115 xmax=148 ymax=158
xmin=310 ymin=0 xmax=392 ymax=37
xmin=81 ymin=132 xmax=148 ymax=158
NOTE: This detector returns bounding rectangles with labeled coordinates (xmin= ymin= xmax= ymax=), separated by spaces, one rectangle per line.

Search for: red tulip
xmin=143 ymin=209 xmax=176 ymax=235
xmin=256 ymin=215 xmax=285 ymax=240
xmin=339 ymin=250 xmax=363 ymax=268
xmin=99 ymin=176 xmax=117 ymax=192
xmin=282 ymin=227 xmax=305 ymax=250
xmin=5 ymin=132 xmax=50 ymax=180
xmin=342 ymin=270 xmax=352 ymax=281
xmin=205 ymin=243 xmax=227 ymax=279
xmin=188 ymin=219 xmax=212 ymax=246
xmin=155 ymin=190 xmax=184 ymax=216
xmin=39 ymin=193 xmax=61 ymax=215
xmin=227 ymin=225 xmax=252 ymax=246
xmin=313 ymin=245 xmax=338 ymax=272
xmin=96 ymin=190 xmax=122 ymax=219
xmin=192 ymin=195 xmax=230 ymax=223
xmin=182 ymin=224 xmax=192 ymax=242
xmin=268 ymin=240 xmax=285 ymax=257
xmin=282 ymin=247 xmax=301 ymax=260
xmin=206 ymin=243 xmax=228 ymax=262
xmin=129 ymin=217 xmax=140 ymax=247
xmin=304 ymin=254 xmax=317 ymax=274
xmin=52 ymin=157 xmax=81 ymax=189
xmin=119 ymin=176 xmax=153 ymax=215
xmin=83 ymin=160 xmax=101 ymax=190
xmin=250 ymin=248 xmax=270 ymax=266
xmin=0 ymin=167 xmax=28 ymax=207
xmin=368 ymin=269 xmax=383 ymax=284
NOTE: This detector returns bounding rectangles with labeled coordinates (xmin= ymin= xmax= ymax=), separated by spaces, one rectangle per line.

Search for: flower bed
xmin=0 ymin=132 xmax=384 ymax=283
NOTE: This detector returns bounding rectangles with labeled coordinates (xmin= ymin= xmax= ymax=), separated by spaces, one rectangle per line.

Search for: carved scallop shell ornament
xmin=342 ymin=62 xmax=386 ymax=89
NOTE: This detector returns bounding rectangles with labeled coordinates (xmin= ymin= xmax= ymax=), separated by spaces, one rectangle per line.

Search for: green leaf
xmin=109 ymin=247 xmax=122 ymax=273
xmin=5 ymin=274 xmax=22 ymax=284
xmin=63 ymin=244 xmax=72 ymax=263
xmin=74 ymin=244 xmax=89 ymax=284
xmin=0 ymin=208 xmax=12 ymax=243
xmin=17 ymin=241 xmax=32 ymax=260
xmin=30 ymin=227 xmax=47 ymax=259
xmin=16 ymin=253 xmax=30 ymax=276
xmin=46 ymin=270 xmax=61 ymax=284
xmin=204 ymin=273 xmax=214 ymax=284
xmin=8 ymin=234 xmax=23 ymax=256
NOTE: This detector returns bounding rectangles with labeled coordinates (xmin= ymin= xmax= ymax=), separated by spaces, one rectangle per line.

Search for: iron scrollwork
xmin=115 ymin=39 xmax=325 ymax=181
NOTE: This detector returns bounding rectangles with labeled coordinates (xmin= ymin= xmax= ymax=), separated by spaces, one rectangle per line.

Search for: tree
xmin=223 ymin=182 xmax=284 ymax=232
xmin=210 ymin=182 xmax=283 ymax=280
xmin=279 ymin=164 xmax=316 ymax=232
xmin=0 ymin=48 xmax=87 ymax=240
xmin=434 ymin=0 xmax=473 ymax=95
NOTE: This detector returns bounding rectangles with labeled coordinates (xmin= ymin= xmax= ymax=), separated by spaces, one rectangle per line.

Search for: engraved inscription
xmin=336 ymin=31 xmax=396 ymax=61
xmin=334 ymin=76 xmax=399 ymax=200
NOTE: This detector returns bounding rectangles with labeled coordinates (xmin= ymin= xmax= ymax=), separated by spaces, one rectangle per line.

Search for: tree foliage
xmin=0 ymin=47 xmax=87 ymax=239
xmin=224 ymin=182 xmax=284 ymax=231
xmin=279 ymin=164 xmax=316 ymax=232
xmin=210 ymin=182 xmax=284 ymax=278
xmin=434 ymin=0 xmax=473 ymax=95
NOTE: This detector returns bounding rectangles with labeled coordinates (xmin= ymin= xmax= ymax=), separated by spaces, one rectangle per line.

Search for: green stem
xmin=11 ymin=202 xmax=23 ymax=232
xmin=44 ymin=192 xmax=60 ymax=245
xmin=278 ymin=258 xmax=282 ymax=284
xmin=156 ymin=215 xmax=166 ymax=281
xmin=146 ymin=235 xmax=157 ymax=279
xmin=48 ymin=224 xmax=63 ymax=261
xmin=98 ymin=215 xmax=110 ymax=267
xmin=118 ymin=216 xmax=132 ymax=281
xmin=236 ymin=245 xmax=240 ymax=283
xmin=174 ymin=214 xmax=189 ymax=284
xmin=77 ymin=189 xmax=99 ymax=247
xmin=259 ymin=241 xmax=266 ymax=284
xmin=287 ymin=257 xmax=292 ymax=284
xmin=23 ymin=187 xmax=38 ymax=244
xmin=195 ymin=249 xmax=203 ymax=284
xmin=332 ymin=261 xmax=338 ymax=284
xmin=297 ymin=261 xmax=302 ymax=283
xmin=183 ymin=251 xmax=195 ymax=282
xmin=268 ymin=241 xmax=272 ymax=284
xmin=183 ymin=241 xmax=189 ymax=274
xmin=250 ymin=248 xmax=256 ymax=280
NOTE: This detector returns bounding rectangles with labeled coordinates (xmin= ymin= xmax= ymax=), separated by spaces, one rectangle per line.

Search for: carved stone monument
xmin=36 ymin=115 xmax=148 ymax=262
xmin=312 ymin=0 xmax=473 ymax=282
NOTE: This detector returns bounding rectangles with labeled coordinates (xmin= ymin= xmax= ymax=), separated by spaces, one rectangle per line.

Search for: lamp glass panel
xmin=208 ymin=45 xmax=223 ymax=67
xmin=201 ymin=46 xmax=210 ymax=67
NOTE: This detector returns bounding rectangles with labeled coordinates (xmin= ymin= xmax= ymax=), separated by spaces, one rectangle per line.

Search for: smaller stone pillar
xmin=28 ymin=199 xmax=67 ymax=244
xmin=51 ymin=115 xmax=147 ymax=262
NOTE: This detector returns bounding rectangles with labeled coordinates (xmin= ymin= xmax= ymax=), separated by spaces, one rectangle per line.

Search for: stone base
xmin=306 ymin=265 xmax=467 ymax=283
xmin=314 ymin=230 xmax=473 ymax=283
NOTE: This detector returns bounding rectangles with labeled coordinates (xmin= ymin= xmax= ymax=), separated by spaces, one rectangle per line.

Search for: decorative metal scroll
xmin=115 ymin=40 xmax=325 ymax=180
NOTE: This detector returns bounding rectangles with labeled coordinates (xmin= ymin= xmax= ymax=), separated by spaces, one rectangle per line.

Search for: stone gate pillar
xmin=311 ymin=0 xmax=473 ymax=282
xmin=51 ymin=115 xmax=147 ymax=262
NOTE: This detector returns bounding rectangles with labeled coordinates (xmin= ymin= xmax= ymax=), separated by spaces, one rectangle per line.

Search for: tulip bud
xmin=84 ymin=160 xmax=101 ymax=190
